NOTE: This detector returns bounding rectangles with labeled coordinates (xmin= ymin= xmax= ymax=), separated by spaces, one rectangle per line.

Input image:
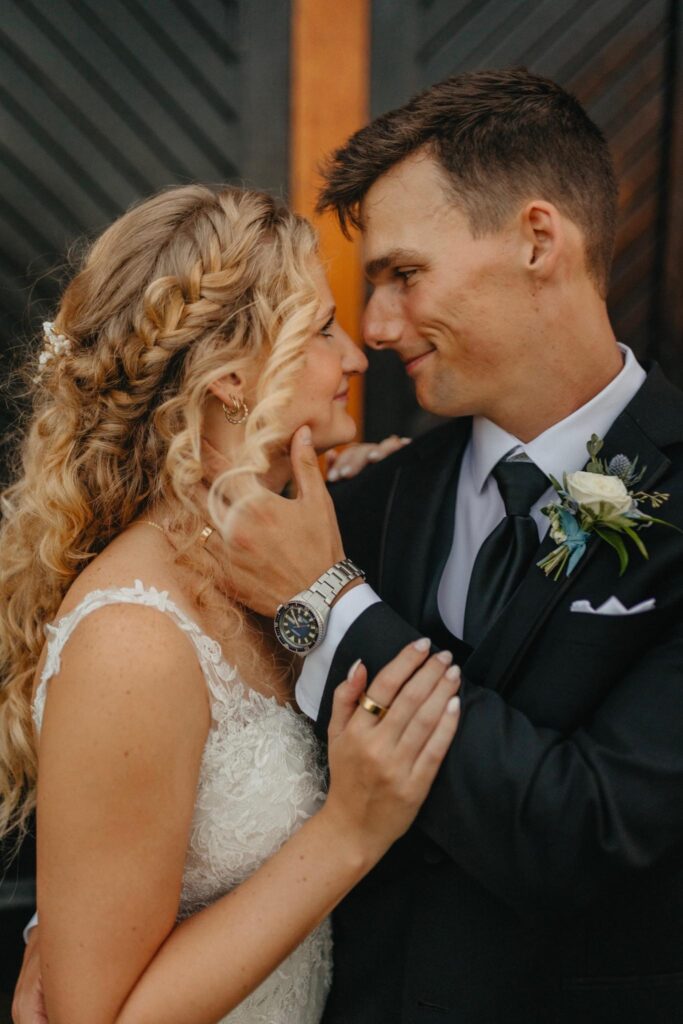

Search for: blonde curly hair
xmin=0 ymin=183 xmax=320 ymax=841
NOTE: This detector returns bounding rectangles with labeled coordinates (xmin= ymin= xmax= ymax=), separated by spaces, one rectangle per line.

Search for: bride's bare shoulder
xmin=37 ymin=525 xmax=210 ymax=726
xmin=56 ymin=523 xmax=183 ymax=618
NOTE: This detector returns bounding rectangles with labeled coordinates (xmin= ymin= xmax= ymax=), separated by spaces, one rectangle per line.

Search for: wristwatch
xmin=273 ymin=558 xmax=366 ymax=655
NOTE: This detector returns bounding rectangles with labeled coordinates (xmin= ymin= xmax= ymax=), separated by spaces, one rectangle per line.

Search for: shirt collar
xmin=470 ymin=344 xmax=647 ymax=494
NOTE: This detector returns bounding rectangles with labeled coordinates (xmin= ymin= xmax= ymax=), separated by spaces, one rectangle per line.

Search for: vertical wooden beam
xmin=290 ymin=0 xmax=369 ymax=436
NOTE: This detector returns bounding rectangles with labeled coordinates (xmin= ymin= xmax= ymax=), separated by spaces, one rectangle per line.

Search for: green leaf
xmin=595 ymin=527 xmax=629 ymax=575
xmin=621 ymin=524 xmax=649 ymax=559
xmin=646 ymin=514 xmax=683 ymax=533
xmin=603 ymin=514 xmax=638 ymax=530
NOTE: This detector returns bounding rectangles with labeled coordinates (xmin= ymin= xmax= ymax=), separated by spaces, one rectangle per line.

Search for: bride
xmin=0 ymin=184 xmax=461 ymax=1024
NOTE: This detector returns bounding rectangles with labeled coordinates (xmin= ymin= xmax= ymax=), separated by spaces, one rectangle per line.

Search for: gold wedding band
xmin=199 ymin=524 xmax=214 ymax=546
xmin=358 ymin=693 xmax=389 ymax=720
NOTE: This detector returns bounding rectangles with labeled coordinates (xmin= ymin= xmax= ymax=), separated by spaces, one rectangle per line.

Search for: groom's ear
xmin=518 ymin=200 xmax=566 ymax=284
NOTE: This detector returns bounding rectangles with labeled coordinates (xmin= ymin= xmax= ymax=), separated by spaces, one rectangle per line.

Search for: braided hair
xmin=0 ymin=184 xmax=319 ymax=840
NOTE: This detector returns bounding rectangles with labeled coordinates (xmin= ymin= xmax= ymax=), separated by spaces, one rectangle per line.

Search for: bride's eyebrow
xmin=364 ymin=248 xmax=424 ymax=281
xmin=318 ymin=304 xmax=336 ymax=324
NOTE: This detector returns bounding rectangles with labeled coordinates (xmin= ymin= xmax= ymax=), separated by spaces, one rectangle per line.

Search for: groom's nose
xmin=362 ymin=292 xmax=403 ymax=350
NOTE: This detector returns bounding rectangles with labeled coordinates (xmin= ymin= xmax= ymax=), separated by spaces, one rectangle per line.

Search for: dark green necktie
xmin=463 ymin=457 xmax=549 ymax=645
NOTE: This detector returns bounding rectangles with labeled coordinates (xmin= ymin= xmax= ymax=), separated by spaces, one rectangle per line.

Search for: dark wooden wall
xmin=366 ymin=0 xmax=683 ymax=439
xmin=0 ymin=0 xmax=291 ymax=1001
xmin=0 ymin=0 xmax=290 ymax=439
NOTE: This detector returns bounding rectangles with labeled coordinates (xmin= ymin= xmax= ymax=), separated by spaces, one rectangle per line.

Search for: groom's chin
xmin=413 ymin=376 xmax=460 ymax=419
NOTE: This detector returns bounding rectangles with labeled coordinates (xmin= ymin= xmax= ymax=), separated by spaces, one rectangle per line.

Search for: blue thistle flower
xmin=608 ymin=453 xmax=632 ymax=480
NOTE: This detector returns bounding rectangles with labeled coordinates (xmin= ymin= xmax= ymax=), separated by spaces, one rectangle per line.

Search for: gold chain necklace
xmin=140 ymin=519 xmax=166 ymax=535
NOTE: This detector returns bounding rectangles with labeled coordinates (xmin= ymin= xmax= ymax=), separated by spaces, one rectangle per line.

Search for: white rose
xmin=565 ymin=470 xmax=633 ymax=516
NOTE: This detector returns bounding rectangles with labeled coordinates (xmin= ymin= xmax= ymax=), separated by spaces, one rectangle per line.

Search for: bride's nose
xmin=340 ymin=329 xmax=368 ymax=375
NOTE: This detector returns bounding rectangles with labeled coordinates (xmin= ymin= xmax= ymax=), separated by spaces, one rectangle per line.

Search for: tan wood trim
xmin=290 ymin=0 xmax=369 ymax=436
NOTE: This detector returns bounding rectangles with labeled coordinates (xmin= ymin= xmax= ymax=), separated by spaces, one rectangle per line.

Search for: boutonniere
xmin=537 ymin=434 xmax=675 ymax=580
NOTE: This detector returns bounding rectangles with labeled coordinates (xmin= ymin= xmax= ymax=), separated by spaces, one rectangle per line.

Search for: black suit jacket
xmin=319 ymin=364 xmax=683 ymax=1024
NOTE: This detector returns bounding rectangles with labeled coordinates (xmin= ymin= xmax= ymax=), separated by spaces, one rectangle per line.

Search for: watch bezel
xmin=274 ymin=598 xmax=326 ymax=655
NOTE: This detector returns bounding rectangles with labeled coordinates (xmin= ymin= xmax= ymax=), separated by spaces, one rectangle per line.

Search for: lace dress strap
xmin=33 ymin=579 xmax=237 ymax=730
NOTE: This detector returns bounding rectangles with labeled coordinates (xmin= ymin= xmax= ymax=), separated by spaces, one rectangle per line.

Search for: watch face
xmin=274 ymin=601 xmax=321 ymax=653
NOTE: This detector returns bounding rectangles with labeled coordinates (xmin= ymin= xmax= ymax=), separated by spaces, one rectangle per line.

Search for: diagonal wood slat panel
xmin=0 ymin=0 xmax=290 ymax=445
xmin=20 ymin=0 xmax=210 ymax=185
xmin=0 ymin=0 xmax=291 ymax=989
xmin=367 ymin=0 xmax=678 ymax=441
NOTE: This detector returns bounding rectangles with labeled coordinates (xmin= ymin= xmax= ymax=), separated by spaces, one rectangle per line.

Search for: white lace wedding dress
xmin=33 ymin=580 xmax=333 ymax=1024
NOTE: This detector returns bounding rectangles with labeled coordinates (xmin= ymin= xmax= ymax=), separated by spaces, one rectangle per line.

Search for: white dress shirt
xmin=296 ymin=344 xmax=646 ymax=720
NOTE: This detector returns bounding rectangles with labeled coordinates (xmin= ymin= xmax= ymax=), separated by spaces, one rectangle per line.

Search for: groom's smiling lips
xmin=402 ymin=346 xmax=436 ymax=376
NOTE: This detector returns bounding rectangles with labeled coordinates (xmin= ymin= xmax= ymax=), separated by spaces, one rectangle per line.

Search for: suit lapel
xmin=380 ymin=419 xmax=471 ymax=630
xmin=465 ymin=367 xmax=676 ymax=695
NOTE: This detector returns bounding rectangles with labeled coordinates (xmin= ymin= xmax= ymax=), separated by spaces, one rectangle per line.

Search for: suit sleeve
xmin=319 ymin=600 xmax=683 ymax=920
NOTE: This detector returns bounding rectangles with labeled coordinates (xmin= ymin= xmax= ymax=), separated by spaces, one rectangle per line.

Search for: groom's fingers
xmin=200 ymin=434 xmax=231 ymax=483
xmin=290 ymin=425 xmax=327 ymax=503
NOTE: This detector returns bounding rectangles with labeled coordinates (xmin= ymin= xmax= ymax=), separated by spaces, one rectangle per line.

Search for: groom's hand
xmin=205 ymin=426 xmax=348 ymax=616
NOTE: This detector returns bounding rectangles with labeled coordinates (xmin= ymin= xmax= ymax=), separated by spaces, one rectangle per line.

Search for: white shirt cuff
xmin=23 ymin=910 xmax=38 ymax=943
xmin=295 ymin=583 xmax=381 ymax=721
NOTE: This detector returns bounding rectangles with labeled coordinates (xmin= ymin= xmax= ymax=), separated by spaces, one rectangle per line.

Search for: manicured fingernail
xmin=327 ymin=468 xmax=340 ymax=481
xmin=340 ymin=465 xmax=352 ymax=477
xmin=413 ymin=637 xmax=431 ymax=652
xmin=347 ymin=658 xmax=362 ymax=680
xmin=367 ymin=449 xmax=380 ymax=461
xmin=436 ymin=650 xmax=453 ymax=665
xmin=401 ymin=437 xmax=412 ymax=444
xmin=446 ymin=664 xmax=461 ymax=681
xmin=447 ymin=696 xmax=461 ymax=714
xmin=300 ymin=425 xmax=312 ymax=444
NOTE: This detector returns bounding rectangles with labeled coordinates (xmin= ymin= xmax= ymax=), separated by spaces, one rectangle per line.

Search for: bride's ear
xmin=208 ymin=371 xmax=247 ymax=405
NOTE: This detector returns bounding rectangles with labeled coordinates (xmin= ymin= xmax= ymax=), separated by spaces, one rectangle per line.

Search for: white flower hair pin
xmin=37 ymin=321 xmax=71 ymax=373
xmin=538 ymin=434 xmax=676 ymax=580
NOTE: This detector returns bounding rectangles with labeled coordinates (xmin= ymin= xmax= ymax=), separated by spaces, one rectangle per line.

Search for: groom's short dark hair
xmin=317 ymin=68 xmax=618 ymax=297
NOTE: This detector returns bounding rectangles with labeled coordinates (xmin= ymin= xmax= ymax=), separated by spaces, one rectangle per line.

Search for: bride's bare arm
xmin=38 ymin=603 xmax=460 ymax=1024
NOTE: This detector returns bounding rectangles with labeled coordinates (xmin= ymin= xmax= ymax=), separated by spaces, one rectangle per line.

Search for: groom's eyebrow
xmin=364 ymin=248 xmax=424 ymax=281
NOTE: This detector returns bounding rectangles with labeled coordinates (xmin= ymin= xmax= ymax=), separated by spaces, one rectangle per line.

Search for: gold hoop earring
xmin=222 ymin=395 xmax=249 ymax=425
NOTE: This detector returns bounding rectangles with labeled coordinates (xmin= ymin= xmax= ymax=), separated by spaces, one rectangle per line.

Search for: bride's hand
xmin=322 ymin=641 xmax=461 ymax=862
xmin=11 ymin=927 xmax=48 ymax=1024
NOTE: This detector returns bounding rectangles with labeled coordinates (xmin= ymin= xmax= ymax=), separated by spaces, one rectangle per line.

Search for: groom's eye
xmin=395 ymin=268 xmax=417 ymax=283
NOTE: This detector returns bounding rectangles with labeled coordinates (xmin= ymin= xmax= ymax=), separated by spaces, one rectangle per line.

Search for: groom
xmin=217 ymin=70 xmax=683 ymax=1023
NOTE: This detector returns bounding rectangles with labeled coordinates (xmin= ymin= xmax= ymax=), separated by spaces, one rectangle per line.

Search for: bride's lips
xmin=402 ymin=348 xmax=435 ymax=376
xmin=333 ymin=389 xmax=349 ymax=402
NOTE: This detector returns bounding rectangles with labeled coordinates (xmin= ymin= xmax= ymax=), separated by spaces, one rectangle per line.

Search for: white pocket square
xmin=570 ymin=596 xmax=656 ymax=616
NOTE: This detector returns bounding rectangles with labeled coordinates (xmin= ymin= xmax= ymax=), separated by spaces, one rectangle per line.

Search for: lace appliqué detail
xmin=33 ymin=580 xmax=332 ymax=1024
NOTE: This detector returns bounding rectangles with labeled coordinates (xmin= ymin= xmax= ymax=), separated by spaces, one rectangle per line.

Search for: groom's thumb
xmin=291 ymin=425 xmax=324 ymax=500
